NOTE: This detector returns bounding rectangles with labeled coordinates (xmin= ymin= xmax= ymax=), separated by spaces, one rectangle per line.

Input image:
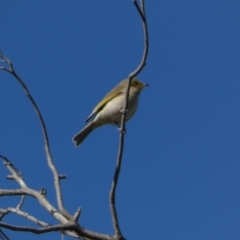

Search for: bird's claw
xmin=120 ymin=108 xmax=129 ymax=114
xmin=118 ymin=127 xmax=127 ymax=134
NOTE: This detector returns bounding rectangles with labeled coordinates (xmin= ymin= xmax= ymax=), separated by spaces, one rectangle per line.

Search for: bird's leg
xmin=118 ymin=126 xmax=127 ymax=134
xmin=117 ymin=108 xmax=128 ymax=133
xmin=116 ymin=123 xmax=127 ymax=134
xmin=120 ymin=108 xmax=129 ymax=114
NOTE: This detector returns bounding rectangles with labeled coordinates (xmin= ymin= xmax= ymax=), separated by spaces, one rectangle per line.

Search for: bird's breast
xmin=93 ymin=92 xmax=139 ymax=126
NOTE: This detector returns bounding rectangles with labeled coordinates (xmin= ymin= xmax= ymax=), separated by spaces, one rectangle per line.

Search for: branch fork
xmin=0 ymin=1 xmax=149 ymax=239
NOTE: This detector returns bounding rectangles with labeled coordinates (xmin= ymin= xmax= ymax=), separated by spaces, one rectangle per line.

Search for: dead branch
xmin=0 ymin=1 xmax=149 ymax=239
xmin=0 ymin=157 xmax=122 ymax=239
xmin=0 ymin=222 xmax=75 ymax=234
xmin=0 ymin=229 xmax=10 ymax=240
xmin=0 ymin=51 xmax=71 ymax=219
xmin=109 ymin=0 xmax=149 ymax=238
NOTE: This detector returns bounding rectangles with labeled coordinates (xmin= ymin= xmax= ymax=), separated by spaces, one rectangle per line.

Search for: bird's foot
xmin=120 ymin=108 xmax=128 ymax=114
xmin=118 ymin=127 xmax=127 ymax=134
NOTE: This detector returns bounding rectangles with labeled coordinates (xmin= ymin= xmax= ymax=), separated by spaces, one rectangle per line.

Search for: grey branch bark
xmin=0 ymin=1 xmax=149 ymax=239
xmin=0 ymin=228 xmax=10 ymax=240
xmin=0 ymin=157 xmax=123 ymax=240
xmin=0 ymin=51 xmax=71 ymax=219
xmin=109 ymin=0 xmax=149 ymax=239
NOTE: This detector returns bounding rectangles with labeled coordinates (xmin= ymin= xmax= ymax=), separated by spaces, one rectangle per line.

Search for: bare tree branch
xmin=0 ymin=158 xmax=121 ymax=240
xmin=16 ymin=195 xmax=25 ymax=209
xmin=0 ymin=209 xmax=10 ymax=222
xmin=109 ymin=0 xmax=149 ymax=238
xmin=0 ymin=222 xmax=75 ymax=234
xmin=0 ymin=220 xmax=119 ymax=240
xmin=0 ymin=208 xmax=79 ymax=238
xmin=0 ymin=158 xmax=78 ymax=237
xmin=73 ymin=207 xmax=82 ymax=222
xmin=0 ymin=1 xmax=149 ymax=239
xmin=7 ymin=207 xmax=50 ymax=227
xmin=0 ymin=229 xmax=10 ymax=240
xmin=0 ymin=51 xmax=71 ymax=219
xmin=0 ymin=189 xmax=29 ymax=196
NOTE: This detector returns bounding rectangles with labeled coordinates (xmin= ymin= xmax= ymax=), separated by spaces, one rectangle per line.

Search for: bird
xmin=72 ymin=78 xmax=148 ymax=147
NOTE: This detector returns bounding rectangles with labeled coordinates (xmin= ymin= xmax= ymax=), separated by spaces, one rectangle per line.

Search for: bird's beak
xmin=144 ymin=83 xmax=150 ymax=87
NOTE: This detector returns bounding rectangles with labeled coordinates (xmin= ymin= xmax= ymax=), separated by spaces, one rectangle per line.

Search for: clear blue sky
xmin=1 ymin=1 xmax=240 ymax=240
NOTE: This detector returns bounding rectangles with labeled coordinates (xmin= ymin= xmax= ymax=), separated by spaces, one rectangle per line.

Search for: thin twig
xmin=0 ymin=229 xmax=10 ymax=240
xmin=73 ymin=207 xmax=82 ymax=221
xmin=2 ymin=157 xmax=26 ymax=188
xmin=0 ymin=220 xmax=116 ymax=240
xmin=0 ymin=209 xmax=10 ymax=221
xmin=0 ymin=159 xmax=75 ymax=235
xmin=109 ymin=0 xmax=149 ymax=238
xmin=0 ymin=160 xmax=119 ymax=239
xmin=7 ymin=207 xmax=50 ymax=228
xmin=0 ymin=222 xmax=74 ymax=234
xmin=5 ymin=206 xmax=79 ymax=238
xmin=0 ymin=160 xmax=69 ymax=224
xmin=133 ymin=0 xmax=145 ymax=21
xmin=16 ymin=196 xmax=25 ymax=209
xmin=0 ymin=155 xmax=22 ymax=179
xmin=0 ymin=51 xmax=71 ymax=219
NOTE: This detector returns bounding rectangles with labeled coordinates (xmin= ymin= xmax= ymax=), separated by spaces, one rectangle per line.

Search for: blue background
xmin=1 ymin=1 xmax=240 ymax=239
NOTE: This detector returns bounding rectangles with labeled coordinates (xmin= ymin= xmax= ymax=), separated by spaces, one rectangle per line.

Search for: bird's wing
xmin=85 ymin=89 xmax=123 ymax=123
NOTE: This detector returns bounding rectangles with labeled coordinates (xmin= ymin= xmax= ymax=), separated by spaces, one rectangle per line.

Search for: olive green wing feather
xmin=85 ymin=85 xmax=124 ymax=123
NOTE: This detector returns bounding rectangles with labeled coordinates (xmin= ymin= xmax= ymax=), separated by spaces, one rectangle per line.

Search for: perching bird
xmin=73 ymin=78 xmax=148 ymax=146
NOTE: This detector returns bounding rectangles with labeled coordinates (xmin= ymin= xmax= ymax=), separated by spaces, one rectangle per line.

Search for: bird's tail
xmin=72 ymin=122 xmax=95 ymax=147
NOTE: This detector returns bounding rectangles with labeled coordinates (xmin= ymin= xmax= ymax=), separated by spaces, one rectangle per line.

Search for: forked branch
xmin=0 ymin=157 xmax=119 ymax=240
xmin=0 ymin=51 xmax=71 ymax=219
xmin=0 ymin=1 xmax=149 ymax=239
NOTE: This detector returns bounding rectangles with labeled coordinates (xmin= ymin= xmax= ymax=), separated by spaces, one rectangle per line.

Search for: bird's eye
xmin=132 ymin=81 xmax=138 ymax=87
